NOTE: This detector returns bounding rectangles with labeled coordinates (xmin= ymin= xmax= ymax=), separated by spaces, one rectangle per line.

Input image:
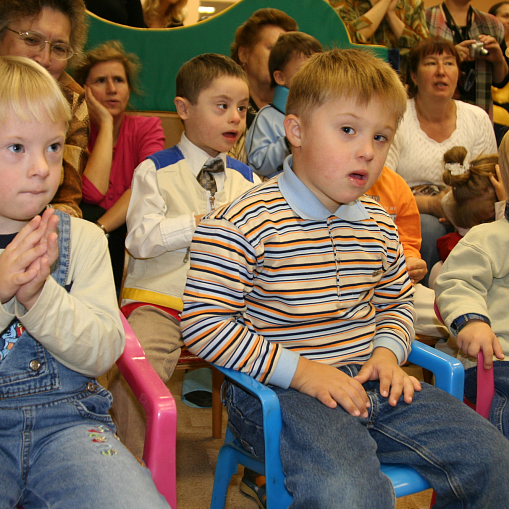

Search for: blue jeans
xmin=465 ymin=361 xmax=509 ymax=438
xmin=225 ymin=364 xmax=509 ymax=509
xmin=0 ymin=386 xmax=170 ymax=509
xmin=420 ymin=214 xmax=450 ymax=288
xmin=0 ymin=211 xmax=170 ymax=509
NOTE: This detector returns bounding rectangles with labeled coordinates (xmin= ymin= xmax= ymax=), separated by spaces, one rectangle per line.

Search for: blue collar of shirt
xmin=272 ymin=85 xmax=289 ymax=114
xmin=278 ymin=156 xmax=370 ymax=221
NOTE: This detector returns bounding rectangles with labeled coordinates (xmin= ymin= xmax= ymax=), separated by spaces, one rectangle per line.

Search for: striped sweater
xmin=181 ymin=161 xmax=415 ymax=388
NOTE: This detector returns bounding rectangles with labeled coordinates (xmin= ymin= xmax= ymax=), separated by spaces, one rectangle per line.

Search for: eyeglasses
xmin=5 ymin=27 xmax=74 ymax=60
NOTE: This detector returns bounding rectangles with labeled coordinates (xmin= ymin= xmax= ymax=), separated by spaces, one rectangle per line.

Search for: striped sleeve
xmin=182 ymin=217 xmax=283 ymax=384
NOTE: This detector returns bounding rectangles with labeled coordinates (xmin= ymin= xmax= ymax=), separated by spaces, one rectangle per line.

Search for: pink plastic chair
xmin=117 ymin=313 xmax=178 ymax=509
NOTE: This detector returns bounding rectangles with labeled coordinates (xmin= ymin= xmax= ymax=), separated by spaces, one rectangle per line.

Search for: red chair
xmin=117 ymin=314 xmax=178 ymax=509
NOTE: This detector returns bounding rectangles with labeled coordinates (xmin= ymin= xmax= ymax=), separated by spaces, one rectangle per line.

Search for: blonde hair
xmin=498 ymin=131 xmax=509 ymax=199
xmin=442 ymin=146 xmax=498 ymax=229
xmin=74 ymin=40 xmax=141 ymax=95
xmin=286 ymin=49 xmax=407 ymax=125
xmin=142 ymin=0 xmax=187 ymax=28
xmin=0 ymin=56 xmax=71 ymax=125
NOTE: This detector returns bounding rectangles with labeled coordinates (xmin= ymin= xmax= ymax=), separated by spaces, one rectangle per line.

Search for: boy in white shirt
xmin=109 ymin=53 xmax=260 ymax=458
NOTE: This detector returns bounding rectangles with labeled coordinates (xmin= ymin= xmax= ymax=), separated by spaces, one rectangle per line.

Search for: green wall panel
xmin=85 ymin=0 xmax=388 ymax=111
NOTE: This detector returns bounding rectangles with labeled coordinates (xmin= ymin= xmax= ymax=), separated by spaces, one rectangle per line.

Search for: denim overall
xmin=0 ymin=211 xmax=170 ymax=509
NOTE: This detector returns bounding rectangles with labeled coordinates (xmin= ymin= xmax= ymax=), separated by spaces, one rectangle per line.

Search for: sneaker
xmin=240 ymin=469 xmax=266 ymax=509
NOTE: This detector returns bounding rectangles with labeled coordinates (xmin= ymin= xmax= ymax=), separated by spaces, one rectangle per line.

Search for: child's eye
xmin=238 ymin=105 xmax=247 ymax=113
xmin=8 ymin=144 xmax=24 ymax=154
xmin=218 ymin=103 xmax=228 ymax=110
xmin=341 ymin=127 xmax=355 ymax=135
xmin=48 ymin=143 xmax=62 ymax=153
xmin=374 ymin=134 xmax=388 ymax=143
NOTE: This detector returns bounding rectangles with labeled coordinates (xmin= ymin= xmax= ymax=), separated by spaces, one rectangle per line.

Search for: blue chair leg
xmin=210 ymin=444 xmax=241 ymax=509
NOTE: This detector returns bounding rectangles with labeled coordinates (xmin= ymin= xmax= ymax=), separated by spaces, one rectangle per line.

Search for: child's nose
xmin=357 ymin=139 xmax=374 ymax=161
xmin=229 ymin=108 xmax=241 ymax=124
xmin=29 ymin=154 xmax=50 ymax=178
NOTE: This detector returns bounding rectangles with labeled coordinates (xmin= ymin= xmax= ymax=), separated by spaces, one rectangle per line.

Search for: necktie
xmin=196 ymin=157 xmax=224 ymax=197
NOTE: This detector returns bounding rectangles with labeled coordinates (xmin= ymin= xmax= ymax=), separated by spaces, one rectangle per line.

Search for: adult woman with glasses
xmin=0 ymin=0 xmax=90 ymax=218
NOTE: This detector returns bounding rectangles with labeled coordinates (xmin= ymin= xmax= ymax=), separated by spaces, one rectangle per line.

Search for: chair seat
xmin=210 ymin=341 xmax=464 ymax=509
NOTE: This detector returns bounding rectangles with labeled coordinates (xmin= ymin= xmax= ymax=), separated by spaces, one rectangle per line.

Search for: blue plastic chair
xmin=210 ymin=340 xmax=464 ymax=509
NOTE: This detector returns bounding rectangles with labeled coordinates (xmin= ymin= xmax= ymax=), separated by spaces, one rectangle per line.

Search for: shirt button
xmin=87 ymin=382 xmax=98 ymax=392
xmin=29 ymin=360 xmax=42 ymax=371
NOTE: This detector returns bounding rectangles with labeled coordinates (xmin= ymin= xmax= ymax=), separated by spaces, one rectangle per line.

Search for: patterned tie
xmin=196 ymin=157 xmax=225 ymax=197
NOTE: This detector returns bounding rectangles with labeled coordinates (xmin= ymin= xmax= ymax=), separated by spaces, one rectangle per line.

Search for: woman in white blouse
xmin=385 ymin=38 xmax=497 ymax=286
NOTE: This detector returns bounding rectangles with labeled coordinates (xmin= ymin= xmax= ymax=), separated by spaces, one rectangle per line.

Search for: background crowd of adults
xmin=1 ymin=0 xmax=507 ymax=291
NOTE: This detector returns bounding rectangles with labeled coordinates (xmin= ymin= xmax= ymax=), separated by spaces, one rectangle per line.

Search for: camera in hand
xmin=469 ymin=41 xmax=489 ymax=58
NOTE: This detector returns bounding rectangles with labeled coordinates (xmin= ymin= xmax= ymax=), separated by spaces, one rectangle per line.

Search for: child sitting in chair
xmin=182 ymin=49 xmax=509 ymax=507
xmin=245 ymin=31 xmax=323 ymax=178
xmin=435 ymin=133 xmax=509 ymax=438
xmin=0 ymin=56 xmax=169 ymax=509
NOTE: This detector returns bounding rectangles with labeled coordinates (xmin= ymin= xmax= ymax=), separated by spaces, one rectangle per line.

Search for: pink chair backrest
xmin=475 ymin=351 xmax=495 ymax=420
xmin=117 ymin=314 xmax=178 ymax=508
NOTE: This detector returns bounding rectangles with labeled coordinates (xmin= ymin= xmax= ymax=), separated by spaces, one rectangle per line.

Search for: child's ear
xmin=284 ymin=114 xmax=302 ymax=149
xmin=175 ymin=96 xmax=191 ymax=120
xmin=274 ymin=70 xmax=286 ymax=87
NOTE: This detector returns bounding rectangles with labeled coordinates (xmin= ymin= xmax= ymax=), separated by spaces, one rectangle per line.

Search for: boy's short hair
xmin=286 ymin=49 xmax=407 ymax=126
xmin=176 ymin=53 xmax=248 ymax=104
xmin=269 ymin=31 xmax=323 ymax=88
xmin=74 ymin=40 xmax=141 ymax=95
xmin=0 ymin=56 xmax=71 ymax=125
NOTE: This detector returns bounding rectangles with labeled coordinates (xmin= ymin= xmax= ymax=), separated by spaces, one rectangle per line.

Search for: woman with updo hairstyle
xmin=436 ymin=146 xmax=505 ymax=265
xmin=231 ymin=7 xmax=298 ymax=128
xmin=74 ymin=40 xmax=165 ymax=288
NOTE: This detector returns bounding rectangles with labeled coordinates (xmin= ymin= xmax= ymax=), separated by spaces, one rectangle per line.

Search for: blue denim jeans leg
xmin=420 ymin=214 xmax=448 ymax=288
xmin=464 ymin=360 xmax=509 ymax=438
xmin=225 ymin=364 xmax=509 ymax=509
xmin=0 ymin=387 xmax=170 ymax=509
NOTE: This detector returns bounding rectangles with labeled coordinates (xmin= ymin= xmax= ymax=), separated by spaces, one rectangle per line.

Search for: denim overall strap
xmin=50 ymin=209 xmax=71 ymax=287
xmin=0 ymin=210 xmax=74 ymax=402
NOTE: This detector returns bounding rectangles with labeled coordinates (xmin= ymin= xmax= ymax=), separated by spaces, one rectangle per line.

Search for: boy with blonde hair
xmin=109 ymin=53 xmax=260 ymax=458
xmin=0 ymin=56 xmax=169 ymax=508
xmin=182 ymin=49 xmax=509 ymax=507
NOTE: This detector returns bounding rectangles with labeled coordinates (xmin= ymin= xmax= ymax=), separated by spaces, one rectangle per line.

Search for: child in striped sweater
xmin=182 ymin=49 xmax=509 ymax=508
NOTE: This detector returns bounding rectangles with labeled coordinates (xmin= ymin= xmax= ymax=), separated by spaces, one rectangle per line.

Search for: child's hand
xmin=406 ymin=257 xmax=427 ymax=285
xmin=16 ymin=209 xmax=59 ymax=311
xmin=290 ymin=356 xmax=370 ymax=417
xmin=0 ymin=211 xmax=57 ymax=304
xmin=490 ymin=165 xmax=507 ymax=202
xmin=354 ymin=347 xmax=421 ymax=406
xmin=457 ymin=321 xmax=504 ymax=369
